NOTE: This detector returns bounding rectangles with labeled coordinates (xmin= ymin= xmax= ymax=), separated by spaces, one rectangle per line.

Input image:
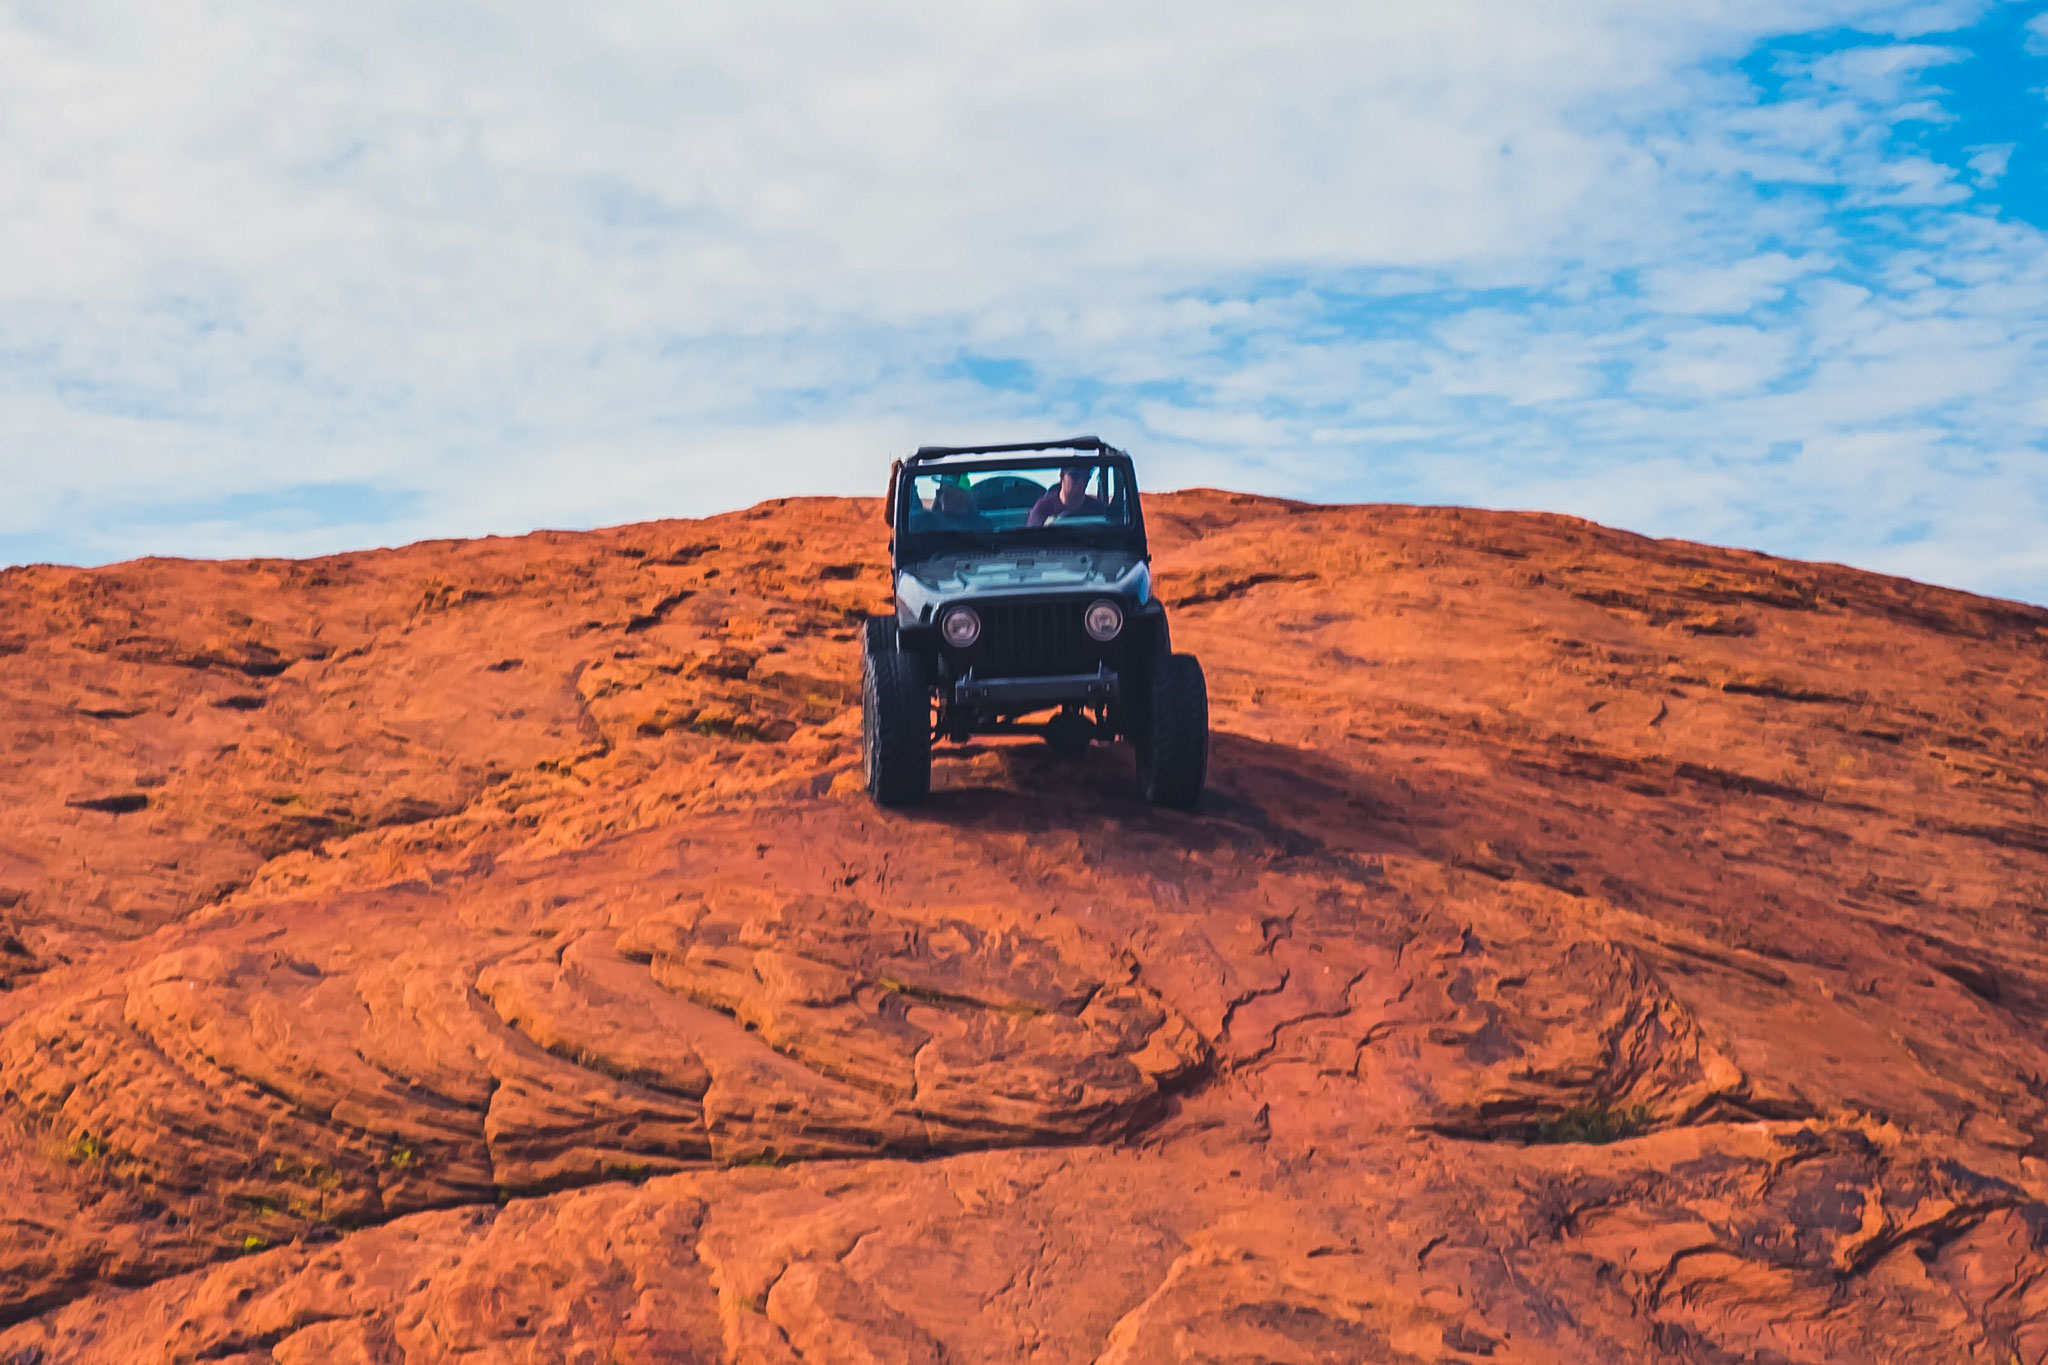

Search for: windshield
xmin=903 ymin=459 xmax=1134 ymax=538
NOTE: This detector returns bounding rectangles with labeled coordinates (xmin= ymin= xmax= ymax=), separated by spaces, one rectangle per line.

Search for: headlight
xmin=940 ymin=605 xmax=982 ymax=648
xmin=1084 ymin=598 xmax=1124 ymax=642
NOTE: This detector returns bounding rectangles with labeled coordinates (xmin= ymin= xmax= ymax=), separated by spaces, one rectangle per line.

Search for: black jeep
xmin=860 ymin=436 xmax=1207 ymax=808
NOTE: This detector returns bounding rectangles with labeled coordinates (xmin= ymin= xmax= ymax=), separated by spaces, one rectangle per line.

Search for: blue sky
xmin=2 ymin=0 xmax=2046 ymax=602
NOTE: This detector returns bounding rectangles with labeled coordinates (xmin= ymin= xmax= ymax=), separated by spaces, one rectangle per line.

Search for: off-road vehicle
xmin=860 ymin=436 xmax=1207 ymax=808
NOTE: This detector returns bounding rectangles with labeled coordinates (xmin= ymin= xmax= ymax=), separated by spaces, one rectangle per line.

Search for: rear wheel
xmin=862 ymin=618 xmax=931 ymax=806
xmin=1136 ymin=652 xmax=1207 ymax=808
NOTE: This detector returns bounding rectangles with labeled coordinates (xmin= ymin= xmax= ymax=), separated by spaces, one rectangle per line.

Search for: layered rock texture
xmin=4 ymin=492 xmax=2048 ymax=1363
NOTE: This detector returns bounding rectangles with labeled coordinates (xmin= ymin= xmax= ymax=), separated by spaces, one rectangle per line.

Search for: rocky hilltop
xmin=3 ymin=492 xmax=2048 ymax=1363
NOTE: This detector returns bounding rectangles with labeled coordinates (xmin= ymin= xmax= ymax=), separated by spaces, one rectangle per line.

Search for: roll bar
xmin=887 ymin=436 xmax=1133 ymax=528
xmin=908 ymin=436 xmax=1123 ymax=462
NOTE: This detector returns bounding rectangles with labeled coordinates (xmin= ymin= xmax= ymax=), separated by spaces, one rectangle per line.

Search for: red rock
xmin=3 ymin=493 xmax=2047 ymax=1361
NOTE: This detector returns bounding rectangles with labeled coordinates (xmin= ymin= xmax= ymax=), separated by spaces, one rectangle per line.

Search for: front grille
xmin=976 ymin=600 xmax=1096 ymax=676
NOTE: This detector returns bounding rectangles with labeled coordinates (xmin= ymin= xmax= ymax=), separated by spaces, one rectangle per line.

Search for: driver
xmin=1026 ymin=463 xmax=1107 ymax=526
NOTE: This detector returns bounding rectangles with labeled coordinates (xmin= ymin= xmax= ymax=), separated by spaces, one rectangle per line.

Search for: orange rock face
xmin=4 ymin=492 xmax=2048 ymax=1362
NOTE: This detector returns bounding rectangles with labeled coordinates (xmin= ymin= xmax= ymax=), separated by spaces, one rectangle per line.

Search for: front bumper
xmin=951 ymin=665 xmax=1119 ymax=707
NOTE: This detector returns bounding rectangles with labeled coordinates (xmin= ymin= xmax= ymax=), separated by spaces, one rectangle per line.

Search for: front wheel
xmin=862 ymin=620 xmax=931 ymax=806
xmin=1136 ymin=652 xmax=1207 ymax=808
xmin=861 ymin=614 xmax=896 ymax=657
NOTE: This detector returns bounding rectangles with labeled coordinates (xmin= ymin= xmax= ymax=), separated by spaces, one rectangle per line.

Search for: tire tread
xmin=862 ymin=618 xmax=931 ymax=806
xmin=1139 ymin=652 xmax=1207 ymax=808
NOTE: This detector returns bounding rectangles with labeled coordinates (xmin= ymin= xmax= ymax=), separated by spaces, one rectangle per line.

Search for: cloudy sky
xmin=4 ymin=1 xmax=2046 ymax=602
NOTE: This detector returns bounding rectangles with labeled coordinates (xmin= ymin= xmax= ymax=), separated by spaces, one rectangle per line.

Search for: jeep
xmin=860 ymin=436 xmax=1208 ymax=808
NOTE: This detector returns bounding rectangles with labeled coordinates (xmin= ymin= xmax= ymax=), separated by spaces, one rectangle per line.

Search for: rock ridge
xmin=2 ymin=492 xmax=2047 ymax=1361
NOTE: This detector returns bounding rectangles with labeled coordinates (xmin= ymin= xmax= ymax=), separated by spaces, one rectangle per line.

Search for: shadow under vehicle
xmin=860 ymin=436 xmax=1208 ymax=808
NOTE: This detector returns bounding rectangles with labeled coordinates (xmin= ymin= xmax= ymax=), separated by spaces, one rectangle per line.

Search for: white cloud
xmin=1966 ymin=143 xmax=2014 ymax=186
xmin=1642 ymin=252 xmax=1823 ymax=314
xmin=0 ymin=0 xmax=2045 ymax=603
xmin=1633 ymin=324 xmax=1799 ymax=397
xmin=1800 ymin=42 xmax=1967 ymax=104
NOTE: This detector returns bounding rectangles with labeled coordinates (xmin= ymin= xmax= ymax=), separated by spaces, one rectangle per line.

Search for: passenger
xmin=932 ymin=473 xmax=978 ymax=518
xmin=1027 ymin=464 xmax=1108 ymax=526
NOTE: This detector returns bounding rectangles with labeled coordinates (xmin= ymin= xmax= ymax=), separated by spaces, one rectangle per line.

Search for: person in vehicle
xmin=1026 ymin=464 xmax=1107 ymax=526
xmin=914 ymin=472 xmax=989 ymax=530
xmin=932 ymin=473 xmax=977 ymax=517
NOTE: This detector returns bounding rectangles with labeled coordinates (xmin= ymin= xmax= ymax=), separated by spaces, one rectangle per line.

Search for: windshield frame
xmin=892 ymin=452 xmax=1147 ymax=566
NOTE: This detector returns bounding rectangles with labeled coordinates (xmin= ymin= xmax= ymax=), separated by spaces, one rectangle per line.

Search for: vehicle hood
xmin=895 ymin=548 xmax=1150 ymax=620
xmin=908 ymin=548 xmax=1142 ymax=593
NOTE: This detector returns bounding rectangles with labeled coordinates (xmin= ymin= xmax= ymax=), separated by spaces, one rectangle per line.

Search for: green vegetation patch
xmin=65 ymin=1132 xmax=109 ymax=1164
xmin=1526 ymin=1103 xmax=1655 ymax=1145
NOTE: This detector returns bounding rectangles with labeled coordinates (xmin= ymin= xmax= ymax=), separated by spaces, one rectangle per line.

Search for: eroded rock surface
xmin=4 ymin=493 xmax=2048 ymax=1362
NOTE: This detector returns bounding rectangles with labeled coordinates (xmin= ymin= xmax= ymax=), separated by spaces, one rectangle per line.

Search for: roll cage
xmin=884 ymin=436 xmax=1148 ymax=566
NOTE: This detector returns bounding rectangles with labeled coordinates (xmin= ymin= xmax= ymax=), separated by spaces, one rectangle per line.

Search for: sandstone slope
xmin=3 ymin=492 xmax=2047 ymax=1363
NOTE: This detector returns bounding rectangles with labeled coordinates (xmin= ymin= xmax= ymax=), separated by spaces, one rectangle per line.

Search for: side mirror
xmin=883 ymin=460 xmax=902 ymax=528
